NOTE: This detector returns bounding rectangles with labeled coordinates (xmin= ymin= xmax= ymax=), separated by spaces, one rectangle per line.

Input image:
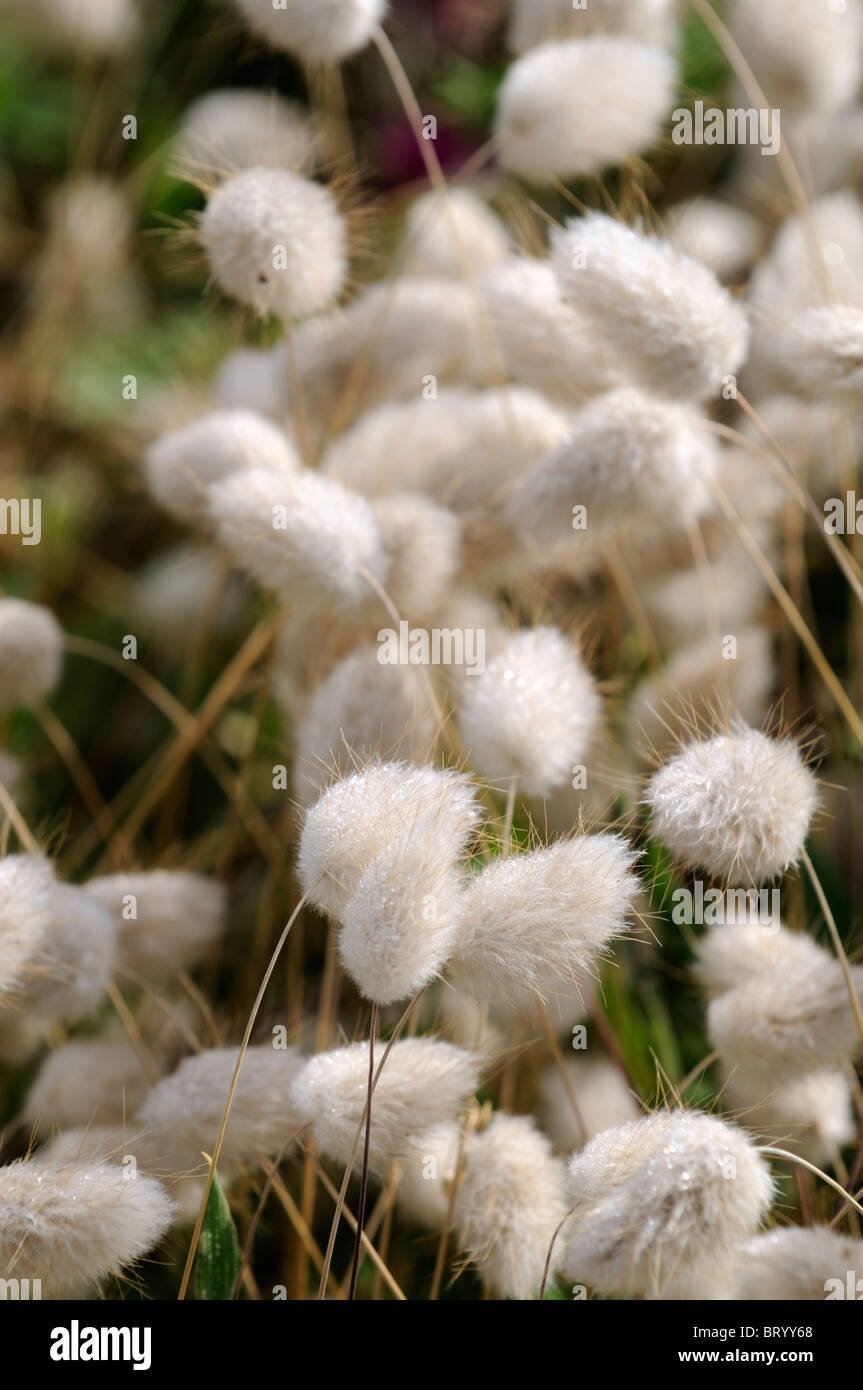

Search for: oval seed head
xmin=293 ymin=645 xmax=438 ymax=808
xmin=454 ymin=1113 xmax=568 ymax=1300
xmin=393 ymin=1122 xmax=460 ymax=1228
xmin=562 ymin=1110 xmax=774 ymax=1299
xmin=25 ymin=1037 xmax=152 ymax=1135
xmin=234 ymin=0 xmax=386 ymax=64
xmin=297 ymin=761 xmax=480 ymax=918
xmin=448 ymin=834 xmax=640 ymax=1012
xmin=0 ymin=853 xmax=55 ymax=1000
xmin=290 ymin=1037 xmax=480 ymax=1175
xmin=456 ymin=626 xmax=600 ymax=797
xmin=0 ymin=1158 xmax=173 ymax=1295
xmin=694 ymin=918 xmax=826 ymax=997
xmin=373 ymin=493 xmax=462 ymax=615
xmin=339 ymin=833 xmax=464 ymax=1004
xmin=208 ymin=466 xmax=389 ymax=612
xmin=645 ymin=726 xmax=818 ymax=883
xmin=735 ymin=1226 xmax=863 ymax=1301
xmin=727 ymin=0 xmax=862 ymax=114
xmin=200 ymin=167 xmax=346 ymax=318
xmin=537 ymin=1054 xmax=640 ymax=1153
xmin=775 ymin=305 xmax=863 ymax=407
xmin=177 ymin=89 xmax=316 ymax=176
xmin=551 ymin=212 xmax=750 ymax=403
xmin=708 ymin=956 xmax=863 ymax=1090
xmin=0 ymin=599 xmax=63 ymax=710
xmin=723 ymin=1068 xmax=854 ymax=1167
xmin=495 ymin=39 xmax=677 ymax=183
xmin=509 ymin=0 xmax=678 ymax=53
xmin=85 ymin=870 xmax=226 ymax=982
xmin=505 ymin=389 xmax=718 ymax=552
xmin=145 ymin=410 xmax=299 ymax=522
xmin=401 ymin=188 xmax=510 ymax=280
xmin=667 ymin=197 xmax=761 ymax=283
xmin=137 ymin=1045 xmax=306 ymax=1185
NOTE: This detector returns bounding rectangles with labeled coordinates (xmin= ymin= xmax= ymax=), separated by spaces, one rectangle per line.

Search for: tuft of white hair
xmin=85 ymin=870 xmax=226 ymax=983
xmin=393 ymin=1122 xmax=460 ymax=1228
xmin=694 ymin=918 xmax=826 ymax=997
xmin=774 ymin=305 xmax=863 ymax=408
xmin=145 ymin=410 xmax=299 ymax=522
xmin=0 ymin=854 xmax=55 ymax=1000
xmin=456 ymin=626 xmax=600 ymax=797
xmin=24 ymin=1037 xmax=153 ymax=1135
xmin=551 ymin=212 xmax=750 ymax=403
xmin=667 ymin=197 xmax=761 ymax=283
xmin=496 ymin=39 xmax=677 ymax=183
xmin=234 ymin=0 xmax=386 ymax=65
xmin=723 ymin=1068 xmax=854 ymax=1167
xmin=373 ymin=493 xmax=462 ymax=616
xmin=537 ymin=1054 xmax=640 ymax=1154
xmin=0 ymin=599 xmax=63 ymax=711
xmin=734 ymin=1226 xmax=863 ymax=1300
xmin=454 ymin=1113 xmax=568 ymax=1299
xmin=200 ymin=167 xmax=346 ymax=319
xmin=645 ymin=726 xmax=818 ymax=883
xmin=401 ymin=188 xmax=510 ymax=280
xmin=509 ymin=0 xmax=679 ymax=54
xmin=177 ymin=89 xmax=316 ymax=176
xmin=727 ymin=0 xmax=862 ymax=115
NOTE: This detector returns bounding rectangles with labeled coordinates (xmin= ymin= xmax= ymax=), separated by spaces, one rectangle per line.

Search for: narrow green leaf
xmin=196 ymin=1170 xmax=242 ymax=1301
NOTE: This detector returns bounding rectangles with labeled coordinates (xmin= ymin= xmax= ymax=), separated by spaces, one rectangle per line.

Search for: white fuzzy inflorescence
xmin=290 ymin=1038 xmax=480 ymax=1174
xmin=775 ymin=306 xmax=863 ymax=407
xmin=177 ymin=90 xmax=316 ymax=175
xmin=137 ymin=1045 xmax=306 ymax=1184
xmin=401 ymin=188 xmax=510 ymax=280
xmin=0 ymin=599 xmax=63 ymax=710
xmin=448 ymin=835 xmax=640 ymax=1012
xmin=562 ymin=1110 xmax=774 ymax=1299
xmin=297 ymin=761 xmax=480 ymax=918
xmin=723 ymin=1068 xmax=855 ymax=1167
xmin=201 ymin=167 xmax=346 ymax=318
xmin=537 ymin=1055 xmax=640 ymax=1153
xmin=667 ymin=198 xmax=761 ymax=282
xmin=734 ymin=1226 xmax=863 ymax=1300
xmin=234 ymin=0 xmax=386 ymax=64
xmin=145 ymin=410 xmax=299 ymax=522
xmin=373 ymin=493 xmax=462 ymax=615
xmin=509 ymin=0 xmax=679 ymax=53
xmin=551 ymin=213 xmax=750 ymax=403
xmin=208 ymin=466 xmax=389 ymax=612
xmin=25 ymin=1036 xmax=153 ymax=1134
xmin=456 ymin=626 xmax=600 ymax=797
xmin=0 ymin=1158 xmax=172 ymax=1295
xmin=85 ymin=870 xmax=226 ymax=982
xmin=495 ymin=39 xmax=677 ymax=182
xmin=453 ymin=1113 xmax=568 ymax=1299
xmin=645 ymin=726 xmax=818 ymax=882
xmin=694 ymin=919 xmax=825 ymax=997
xmin=727 ymin=0 xmax=863 ymax=115
xmin=0 ymin=854 xmax=55 ymax=1000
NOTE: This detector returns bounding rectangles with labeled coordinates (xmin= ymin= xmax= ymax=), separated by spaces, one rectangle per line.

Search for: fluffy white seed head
xmin=24 ymin=1037 xmax=152 ymax=1135
xmin=448 ymin=835 xmax=641 ymax=1012
xmin=496 ymin=39 xmax=677 ymax=182
xmin=0 ymin=599 xmax=63 ymax=710
xmin=201 ymin=167 xmax=346 ymax=318
xmin=208 ymin=466 xmax=389 ymax=612
xmin=505 ymin=389 xmax=718 ymax=552
xmin=213 ymin=344 xmax=286 ymax=420
xmin=509 ymin=0 xmax=679 ymax=53
xmin=694 ymin=919 xmax=826 ymax=998
xmin=0 ymin=1158 xmax=172 ymax=1295
xmin=393 ymin=1122 xmax=460 ymax=1228
xmin=667 ymin=197 xmax=761 ymax=282
xmin=537 ymin=1055 xmax=640 ymax=1153
xmin=454 ymin=1113 xmax=568 ymax=1299
xmin=456 ymin=626 xmax=600 ymax=797
xmin=132 ymin=546 xmax=245 ymax=654
xmin=373 ymin=493 xmax=462 ymax=615
xmin=551 ymin=213 xmax=750 ymax=403
xmin=0 ymin=854 xmax=55 ymax=1000
xmin=401 ymin=188 xmax=510 ymax=279
xmin=85 ymin=870 xmax=226 ymax=982
xmin=145 ymin=410 xmax=299 ymax=522
xmin=234 ymin=0 xmax=386 ymax=64
xmin=708 ymin=957 xmax=863 ymax=1090
xmin=339 ymin=833 xmax=464 ymax=1004
xmin=723 ymin=1068 xmax=855 ymax=1166
xmin=177 ymin=90 xmax=316 ymax=175
xmin=137 ymin=1045 xmax=306 ymax=1184
xmin=297 ymin=761 xmax=480 ymax=918
xmin=290 ymin=1038 xmax=480 ymax=1174
xmin=641 ymin=560 xmax=767 ymax=653
xmin=292 ymin=645 xmax=438 ymax=807
xmin=645 ymin=726 xmax=818 ymax=882
xmin=562 ymin=1110 xmax=774 ymax=1299
xmin=775 ymin=305 xmax=863 ymax=407
xmin=735 ymin=1226 xmax=863 ymax=1300
xmin=727 ymin=0 xmax=863 ymax=114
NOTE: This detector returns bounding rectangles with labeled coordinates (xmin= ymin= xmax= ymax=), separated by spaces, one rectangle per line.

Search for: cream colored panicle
xmin=85 ymin=870 xmax=226 ymax=982
xmin=145 ymin=410 xmax=299 ymax=522
xmin=0 ymin=599 xmax=63 ymax=710
xmin=234 ymin=0 xmax=386 ymax=64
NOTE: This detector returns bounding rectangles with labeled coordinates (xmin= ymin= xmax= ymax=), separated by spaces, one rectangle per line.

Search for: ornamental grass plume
xmin=723 ymin=1069 xmax=855 ymax=1167
xmin=774 ymin=306 xmax=863 ymax=408
xmin=372 ymin=493 xmax=462 ymax=615
xmin=562 ymin=1110 xmax=774 ymax=1299
xmin=537 ymin=1055 xmax=640 ymax=1153
xmin=233 ymin=0 xmax=386 ymax=65
xmin=401 ymin=188 xmax=510 ymax=280
xmin=453 ymin=1113 xmax=568 ymax=1300
xmin=508 ymin=0 xmax=679 ymax=53
xmin=85 ymin=870 xmax=226 ymax=982
xmin=297 ymin=761 xmax=480 ymax=918
xmin=292 ymin=645 xmax=438 ymax=807
xmin=645 ymin=725 xmax=818 ymax=883
xmin=694 ymin=918 xmax=826 ymax=997
xmin=208 ymin=466 xmax=389 ymax=612
xmin=0 ymin=598 xmax=63 ymax=710
xmin=448 ymin=835 xmax=641 ymax=1012
xmin=734 ymin=1226 xmax=863 ymax=1300
xmin=667 ymin=198 xmax=761 ymax=283
xmin=177 ymin=90 xmax=317 ymax=176
xmin=200 ymin=167 xmax=347 ymax=319
xmin=495 ymin=39 xmax=677 ymax=183
xmin=504 ymin=389 xmax=719 ymax=552
xmin=137 ymin=1045 xmax=307 ymax=1186
xmin=456 ymin=626 xmax=600 ymax=798
xmin=0 ymin=1158 xmax=173 ymax=1296
xmin=551 ymin=212 xmax=750 ymax=403
xmin=727 ymin=0 xmax=863 ymax=115
xmin=290 ymin=1037 xmax=480 ymax=1175
xmin=145 ymin=410 xmax=300 ymax=522
xmin=0 ymin=853 xmax=55 ymax=999
xmin=392 ymin=1121 xmax=460 ymax=1228
xmin=25 ymin=1036 xmax=153 ymax=1135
